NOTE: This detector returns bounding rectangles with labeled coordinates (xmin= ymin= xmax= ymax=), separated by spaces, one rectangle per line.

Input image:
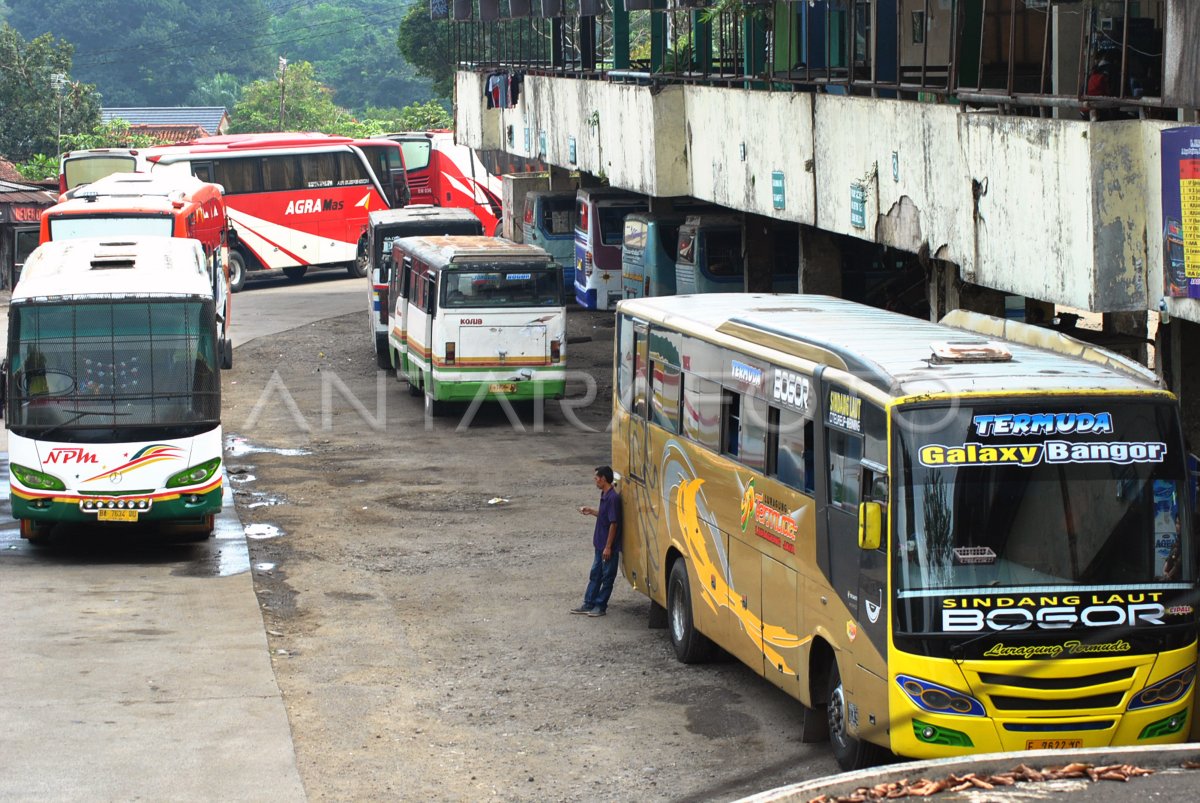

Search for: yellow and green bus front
xmin=886 ymin=392 xmax=1196 ymax=758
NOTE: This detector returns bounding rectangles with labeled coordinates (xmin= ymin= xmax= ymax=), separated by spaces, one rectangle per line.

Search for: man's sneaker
xmin=587 ymin=608 xmax=606 ymax=617
xmin=569 ymin=605 xmax=593 ymax=615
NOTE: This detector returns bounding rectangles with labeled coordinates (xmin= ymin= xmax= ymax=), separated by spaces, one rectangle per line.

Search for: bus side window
xmin=683 ymin=374 xmax=722 ymax=450
xmin=616 ymin=316 xmax=634 ymax=412
xmin=400 ymin=257 xmax=413 ymax=299
xmin=739 ymin=395 xmax=768 ymax=472
xmin=632 ymin=327 xmax=648 ymax=418
xmin=772 ymin=406 xmax=813 ymax=495
xmin=191 ymin=162 xmax=214 ymax=183
xmin=722 ymin=389 xmax=741 ymax=457
xmin=828 ymin=428 xmax=864 ymax=509
xmin=650 ymin=360 xmax=682 ymax=433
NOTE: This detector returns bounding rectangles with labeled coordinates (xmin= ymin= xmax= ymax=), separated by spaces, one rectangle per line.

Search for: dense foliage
xmin=0 ymin=23 xmax=100 ymax=162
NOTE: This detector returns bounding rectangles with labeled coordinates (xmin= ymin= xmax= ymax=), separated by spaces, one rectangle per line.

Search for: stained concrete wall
xmin=456 ymin=69 xmax=1200 ymax=323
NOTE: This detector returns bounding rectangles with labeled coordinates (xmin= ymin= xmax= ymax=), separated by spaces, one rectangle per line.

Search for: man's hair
xmin=595 ymin=465 xmax=614 ymax=483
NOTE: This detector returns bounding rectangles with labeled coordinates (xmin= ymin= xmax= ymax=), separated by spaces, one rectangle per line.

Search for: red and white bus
xmin=39 ymin=172 xmax=234 ymax=365
xmin=379 ymin=131 xmax=501 ymax=235
xmin=146 ymin=136 xmax=391 ymax=289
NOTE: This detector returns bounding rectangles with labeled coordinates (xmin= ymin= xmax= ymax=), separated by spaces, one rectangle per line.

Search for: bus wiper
xmin=32 ymin=409 xmax=130 ymax=441
xmin=948 ymin=621 xmax=1020 ymax=665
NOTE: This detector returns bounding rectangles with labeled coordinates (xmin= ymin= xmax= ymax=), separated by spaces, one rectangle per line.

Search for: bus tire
xmin=827 ymin=660 xmax=886 ymax=771
xmin=374 ymin=335 xmax=391 ymax=370
xmin=221 ymin=337 xmax=234 ymax=370
xmin=424 ymin=390 xmax=448 ymax=418
xmin=408 ymin=378 xmax=421 ymax=396
xmin=19 ymin=518 xmax=52 ymax=544
xmin=349 ymin=242 xmax=369 ymax=278
xmin=228 ymin=251 xmax=247 ymax=292
xmin=667 ymin=559 xmax=712 ymax=664
xmin=283 ymin=266 xmax=307 ymax=281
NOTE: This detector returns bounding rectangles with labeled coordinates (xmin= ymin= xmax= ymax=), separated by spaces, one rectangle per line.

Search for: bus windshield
xmin=7 ymin=299 xmax=219 ymax=440
xmin=892 ymin=398 xmax=1191 ymax=596
xmin=63 ymin=155 xmax=137 ymax=190
xmin=49 ymin=216 xmax=173 ymax=240
xmin=442 ymin=267 xmax=562 ymax=308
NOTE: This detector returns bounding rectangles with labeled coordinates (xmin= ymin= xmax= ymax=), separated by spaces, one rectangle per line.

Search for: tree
xmin=230 ymin=60 xmax=367 ymax=135
xmin=0 ymin=23 xmax=99 ymax=161
xmin=269 ymin=0 xmax=432 ymax=113
xmin=189 ymin=72 xmax=242 ymax=110
xmin=5 ymin=0 xmax=269 ymax=106
xmin=397 ymin=2 xmax=454 ymax=100
xmin=363 ymin=100 xmax=452 ymax=132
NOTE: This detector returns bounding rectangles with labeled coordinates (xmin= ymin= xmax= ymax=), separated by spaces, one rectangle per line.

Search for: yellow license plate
xmin=1026 ymin=739 xmax=1083 ymax=750
xmin=97 ymin=509 xmax=139 ymax=523
xmin=488 ymin=383 xmax=517 ymax=394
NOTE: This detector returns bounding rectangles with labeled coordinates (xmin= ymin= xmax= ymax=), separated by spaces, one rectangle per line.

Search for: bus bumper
xmin=11 ymin=481 xmax=224 ymax=526
xmin=432 ymin=378 xmax=567 ymax=403
xmin=575 ymin=286 xmax=598 ymax=309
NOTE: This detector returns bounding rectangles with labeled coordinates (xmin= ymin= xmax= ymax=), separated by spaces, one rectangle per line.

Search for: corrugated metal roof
xmin=128 ymin=124 xmax=210 ymax=143
xmin=0 ymin=178 xmax=57 ymax=206
xmin=100 ymin=107 xmax=229 ymax=135
xmin=617 ymin=294 xmax=1161 ymax=398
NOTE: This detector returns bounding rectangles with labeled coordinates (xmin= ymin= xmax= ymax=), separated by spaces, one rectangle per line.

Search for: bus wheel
xmin=349 ymin=243 xmax=369 ymax=278
xmin=283 ymin=266 xmax=307 ymax=281
xmin=667 ymin=559 xmax=712 ymax=664
xmin=19 ymin=518 xmax=53 ymax=544
xmin=221 ymin=337 xmax=234 ymax=370
xmin=408 ymin=377 xmax=421 ymax=397
xmin=424 ymin=391 xmax=448 ymax=418
xmin=375 ymin=336 xmax=391 ymax=370
xmin=827 ymin=660 xmax=885 ymax=771
xmin=228 ymin=251 xmax=247 ymax=292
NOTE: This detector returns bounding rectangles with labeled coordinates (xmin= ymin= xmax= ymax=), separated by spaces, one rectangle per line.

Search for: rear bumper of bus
xmin=10 ymin=480 xmax=224 ymax=526
xmin=431 ymin=375 xmax=566 ymax=403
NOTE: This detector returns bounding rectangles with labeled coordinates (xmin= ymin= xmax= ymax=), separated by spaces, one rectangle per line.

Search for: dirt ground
xmin=222 ymin=306 xmax=840 ymax=802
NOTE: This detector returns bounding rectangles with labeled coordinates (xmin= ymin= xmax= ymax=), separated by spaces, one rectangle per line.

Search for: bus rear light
xmin=378 ymin=289 xmax=389 ymax=325
xmin=584 ymin=251 xmax=593 ymax=277
xmin=445 ymin=342 xmax=456 ymax=364
xmin=524 ymin=205 xmax=534 ymax=225
xmin=550 ymin=339 xmax=561 ymax=362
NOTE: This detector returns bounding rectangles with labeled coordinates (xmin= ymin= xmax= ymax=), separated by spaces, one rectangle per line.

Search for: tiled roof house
xmin=100 ymin=107 xmax=231 ymax=138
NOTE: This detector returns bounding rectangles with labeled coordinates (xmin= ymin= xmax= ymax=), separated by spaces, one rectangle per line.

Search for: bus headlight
xmin=10 ymin=463 xmax=66 ymax=491
xmin=166 ymin=458 xmax=222 ymax=489
xmin=897 ymin=674 xmax=986 ymax=717
xmin=1128 ymin=665 xmax=1196 ymax=711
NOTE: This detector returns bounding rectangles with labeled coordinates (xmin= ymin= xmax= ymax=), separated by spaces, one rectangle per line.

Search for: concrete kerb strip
xmin=736 ymin=744 xmax=1200 ymax=802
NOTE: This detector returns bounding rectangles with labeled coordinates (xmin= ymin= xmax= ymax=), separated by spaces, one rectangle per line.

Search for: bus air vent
xmin=90 ymin=258 xmax=137 ymax=270
xmin=929 ymin=340 xmax=1012 ymax=364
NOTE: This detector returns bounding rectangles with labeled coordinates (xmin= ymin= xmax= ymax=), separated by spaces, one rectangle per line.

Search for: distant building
xmin=100 ymin=107 xmax=231 ymax=138
xmin=0 ymin=172 xmax=57 ymax=288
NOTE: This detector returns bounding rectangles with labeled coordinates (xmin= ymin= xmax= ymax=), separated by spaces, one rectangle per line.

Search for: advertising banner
xmin=1161 ymin=127 xmax=1200 ymax=298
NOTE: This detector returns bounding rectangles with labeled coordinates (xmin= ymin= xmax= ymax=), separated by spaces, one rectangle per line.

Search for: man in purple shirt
xmin=571 ymin=465 xmax=622 ymax=617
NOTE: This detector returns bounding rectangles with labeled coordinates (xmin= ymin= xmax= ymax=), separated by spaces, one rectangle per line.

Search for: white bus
xmin=4 ymin=237 xmax=225 ymax=541
xmin=395 ymin=236 xmax=567 ymax=415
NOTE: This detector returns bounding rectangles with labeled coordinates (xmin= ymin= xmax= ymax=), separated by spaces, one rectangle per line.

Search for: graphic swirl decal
xmin=83 ymin=444 xmax=185 ymax=483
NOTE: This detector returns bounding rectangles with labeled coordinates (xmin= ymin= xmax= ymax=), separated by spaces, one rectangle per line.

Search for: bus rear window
xmin=398 ymin=140 xmax=431 ymax=171
xmin=599 ymin=205 xmax=642 ymax=246
xmin=63 ymin=156 xmax=137 ymax=190
xmin=49 ymin=216 xmax=173 ymax=240
xmin=443 ymin=268 xmax=562 ymax=307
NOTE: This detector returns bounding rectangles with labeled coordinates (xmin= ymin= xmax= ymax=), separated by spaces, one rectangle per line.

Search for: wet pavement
xmin=0 ymin=455 xmax=305 ymax=800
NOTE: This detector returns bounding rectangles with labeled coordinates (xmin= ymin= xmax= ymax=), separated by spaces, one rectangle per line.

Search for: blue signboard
xmin=771 ymin=171 xmax=786 ymax=210
xmin=850 ymin=183 xmax=866 ymax=229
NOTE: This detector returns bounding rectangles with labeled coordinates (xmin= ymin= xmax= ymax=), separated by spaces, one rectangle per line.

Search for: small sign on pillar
xmin=771 ymin=171 xmax=786 ymax=210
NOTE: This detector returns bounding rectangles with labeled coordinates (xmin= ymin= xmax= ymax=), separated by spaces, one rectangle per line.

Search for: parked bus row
xmin=521 ymin=188 xmax=798 ymax=312
xmin=57 ymin=131 xmax=508 ymax=291
xmin=362 ymin=208 xmax=567 ymax=416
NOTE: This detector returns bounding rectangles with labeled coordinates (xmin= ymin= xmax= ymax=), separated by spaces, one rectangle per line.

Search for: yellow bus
xmin=612 ymin=294 xmax=1196 ymax=770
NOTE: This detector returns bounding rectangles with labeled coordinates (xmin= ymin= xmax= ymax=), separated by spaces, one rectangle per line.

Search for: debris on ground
xmin=807 ymin=762 xmax=1156 ymax=802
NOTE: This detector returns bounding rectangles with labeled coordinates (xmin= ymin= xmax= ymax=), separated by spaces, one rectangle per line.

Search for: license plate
xmin=1026 ymin=739 xmax=1083 ymax=750
xmin=488 ymin=383 xmax=517 ymax=394
xmin=97 ymin=509 xmax=139 ymax=523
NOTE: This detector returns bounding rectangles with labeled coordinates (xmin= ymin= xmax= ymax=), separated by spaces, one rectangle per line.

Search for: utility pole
xmin=278 ymin=57 xmax=288 ymax=130
xmin=51 ymin=73 xmax=67 ymax=154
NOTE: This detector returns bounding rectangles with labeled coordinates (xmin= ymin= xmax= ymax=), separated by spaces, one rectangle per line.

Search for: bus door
xmin=619 ymin=318 xmax=652 ymax=593
xmin=815 ymin=377 xmax=889 ymax=736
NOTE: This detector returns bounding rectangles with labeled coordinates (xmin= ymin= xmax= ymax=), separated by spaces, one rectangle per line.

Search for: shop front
xmin=0 ymin=181 xmax=55 ymax=289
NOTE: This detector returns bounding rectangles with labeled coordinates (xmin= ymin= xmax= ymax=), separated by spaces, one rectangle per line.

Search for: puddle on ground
xmin=244 ymin=523 xmax=283 ymax=540
xmin=242 ymin=490 xmax=287 ymax=509
xmin=255 ymin=562 xmax=277 ymax=572
xmin=228 ymin=472 xmax=257 ymax=484
xmin=225 ymin=436 xmax=310 ymax=458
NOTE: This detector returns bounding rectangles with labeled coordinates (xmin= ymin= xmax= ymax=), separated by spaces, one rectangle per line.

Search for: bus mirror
xmin=858 ymin=502 xmax=882 ymax=550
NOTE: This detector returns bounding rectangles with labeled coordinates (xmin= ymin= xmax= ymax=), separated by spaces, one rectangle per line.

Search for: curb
xmin=737 ymin=744 xmax=1200 ymax=802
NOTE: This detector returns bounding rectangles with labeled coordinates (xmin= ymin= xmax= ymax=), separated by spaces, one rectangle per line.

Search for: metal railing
xmin=449 ymin=0 xmax=1194 ymax=120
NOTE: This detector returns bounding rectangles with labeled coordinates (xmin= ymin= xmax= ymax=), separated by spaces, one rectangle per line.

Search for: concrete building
xmin=447 ymin=0 xmax=1200 ymax=438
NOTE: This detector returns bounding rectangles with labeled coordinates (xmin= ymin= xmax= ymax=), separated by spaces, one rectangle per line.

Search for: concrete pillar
xmin=501 ymin=173 xmax=549 ymax=242
xmin=744 ymin=213 xmax=772 ymax=292
xmin=547 ymin=165 xmax=573 ymax=192
xmin=1103 ymin=311 xmax=1150 ymax=365
xmin=1161 ymin=318 xmax=1200 ymax=450
xmin=798 ymin=225 xmax=842 ymax=297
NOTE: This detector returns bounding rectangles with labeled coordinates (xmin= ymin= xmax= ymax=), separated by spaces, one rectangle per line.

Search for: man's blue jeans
xmin=583 ymin=548 xmax=621 ymax=612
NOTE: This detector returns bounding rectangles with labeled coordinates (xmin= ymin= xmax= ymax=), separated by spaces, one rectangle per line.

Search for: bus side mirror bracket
xmin=858 ymin=501 xmax=882 ymax=550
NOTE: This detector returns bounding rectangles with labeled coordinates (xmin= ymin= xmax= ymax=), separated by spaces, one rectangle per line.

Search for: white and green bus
xmin=4 ymin=237 xmax=224 ymax=541
xmin=614 ymin=293 xmax=1196 ymax=769
xmin=396 ymin=236 xmax=566 ymax=415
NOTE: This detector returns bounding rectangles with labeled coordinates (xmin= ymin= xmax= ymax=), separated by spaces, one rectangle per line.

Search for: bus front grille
xmin=988 ymin=692 xmax=1126 ymax=712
